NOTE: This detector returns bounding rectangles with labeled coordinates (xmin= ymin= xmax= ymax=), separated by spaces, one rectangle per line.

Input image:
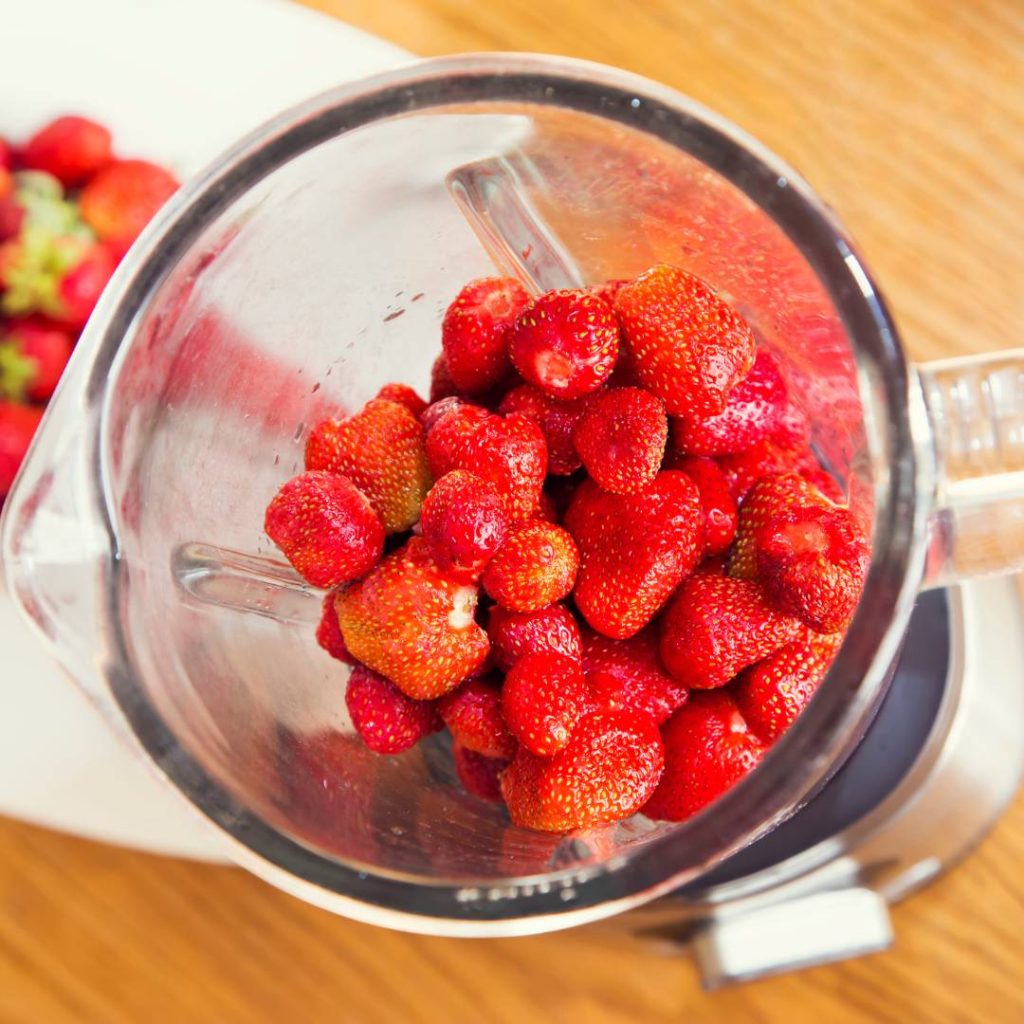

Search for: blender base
xmin=616 ymin=576 xmax=1024 ymax=987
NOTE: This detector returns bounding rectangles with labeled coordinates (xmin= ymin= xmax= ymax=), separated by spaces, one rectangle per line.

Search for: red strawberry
xmin=264 ymin=471 xmax=384 ymax=588
xmin=565 ymin=471 xmax=702 ymax=639
xmin=498 ymin=383 xmax=593 ymax=475
xmin=671 ymin=348 xmax=787 ymax=455
xmin=582 ymin=627 xmax=688 ymax=725
xmin=540 ymin=474 xmax=580 ymax=523
xmin=0 ymin=137 xmax=12 ymax=170
xmin=305 ymin=398 xmax=432 ymax=533
xmin=502 ymin=651 xmax=588 ymax=755
xmin=772 ymin=400 xmax=811 ymax=446
xmin=537 ymin=489 xmax=559 ymax=523
xmin=420 ymin=469 xmax=508 ymax=583
xmin=420 ymin=394 xmax=465 ymax=434
xmin=501 ymin=709 xmax=664 ymax=832
xmin=0 ymin=400 xmax=44 ymax=495
xmin=376 ymin=381 xmax=427 ymax=417
xmin=441 ymin=277 xmax=530 ymax=394
xmin=0 ymin=190 xmax=22 ymax=243
xmin=345 ymin=664 xmax=441 ymax=755
xmin=429 ymin=352 xmax=459 ymax=402
xmin=452 ymin=742 xmax=508 ymax=802
xmin=487 ymin=603 xmax=582 ymax=670
xmin=659 ymin=574 xmax=802 ymax=688
xmin=735 ymin=631 xmax=842 ymax=742
xmin=728 ymin=473 xmax=833 ymax=580
xmin=315 ymin=589 xmax=356 ymax=664
xmin=591 ymin=278 xmax=627 ymax=307
xmin=573 ymin=386 xmax=667 ymax=494
xmin=21 ymin=116 xmax=112 ymax=187
xmin=424 ymin=400 xmax=489 ymax=447
xmin=694 ymin=554 xmax=727 ymax=577
xmin=718 ymin=436 xmax=839 ymax=503
xmin=439 ymin=676 xmax=517 ymax=759
xmin=481 ymin=518 xmax=579 ymax=612
xmin=642 ymin=692 xmax=765 ymax=821
xmin=0 ymin=318 xmax=73 ymax=401
xmin=56 ymin=241 xmax=118 ymax=329
xmin=509 ymin=288 xmax=620 ymax=399
xmin=78 ymin=159 xmax=179 ymax=247
xmin=754 ymin=500 xmax=869 ymax=633
xmin=614 ymin=264 xmax=756 ymax=416
xmin=426 ymin=407 xmax=547 ymax=522
xmin=337 ymin=537 xmax=489 ymax=698
xmin=666 ymin=454 xmax=738 ymax=557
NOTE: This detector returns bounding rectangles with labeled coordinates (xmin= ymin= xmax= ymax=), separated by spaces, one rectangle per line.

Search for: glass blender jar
xmin=4 ymin=54 xmax=1023 ymax=937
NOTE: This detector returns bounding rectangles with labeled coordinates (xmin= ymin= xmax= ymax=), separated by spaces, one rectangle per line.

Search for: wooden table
xmin=3 ymin=1 xmax=1022 ymax=1021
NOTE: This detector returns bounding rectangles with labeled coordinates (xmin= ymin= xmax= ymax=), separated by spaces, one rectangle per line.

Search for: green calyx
xmin=0 ymin=338 xmax=36 ymax=401
xmin=0 ymin=171 xmax=95 ymax=319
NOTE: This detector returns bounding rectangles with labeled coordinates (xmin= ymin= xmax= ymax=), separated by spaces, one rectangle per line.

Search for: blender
xmin=3 ymin=55 xmax=1023 ymax=982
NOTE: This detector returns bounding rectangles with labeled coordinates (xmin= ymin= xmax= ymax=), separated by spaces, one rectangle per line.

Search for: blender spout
xmin=1 ymin=398 xmax=116 ymax=708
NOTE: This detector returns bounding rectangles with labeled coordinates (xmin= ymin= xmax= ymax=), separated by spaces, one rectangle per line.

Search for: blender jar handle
xmin=916 ymin=350 xmax=1024 ymax=588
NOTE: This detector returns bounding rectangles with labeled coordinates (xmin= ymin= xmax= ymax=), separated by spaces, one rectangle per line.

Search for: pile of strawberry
xmin=265 ymin=264 xmax=869 ymax=833
xmin=0 ymin=115 xmax=178 ymax=500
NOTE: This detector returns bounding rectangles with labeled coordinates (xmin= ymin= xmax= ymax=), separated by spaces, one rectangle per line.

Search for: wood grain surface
xmin=3 ymin=1 xmax=1023 ymax=1021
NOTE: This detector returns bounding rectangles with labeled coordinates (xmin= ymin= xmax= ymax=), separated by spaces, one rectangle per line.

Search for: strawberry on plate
xmin=78 ymin=158 xmax=179 ymax=248
xmin=0 ymin=400 xmax=44 ymax=495
xmin=0 ymin=317 xmax=74 ymax=402
xmin=21 ymin=115 xmax=112 ymax=188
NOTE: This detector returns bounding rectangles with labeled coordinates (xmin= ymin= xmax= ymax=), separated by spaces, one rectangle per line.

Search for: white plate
xmin=0 ymin=0 xmax=407 ymax=860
